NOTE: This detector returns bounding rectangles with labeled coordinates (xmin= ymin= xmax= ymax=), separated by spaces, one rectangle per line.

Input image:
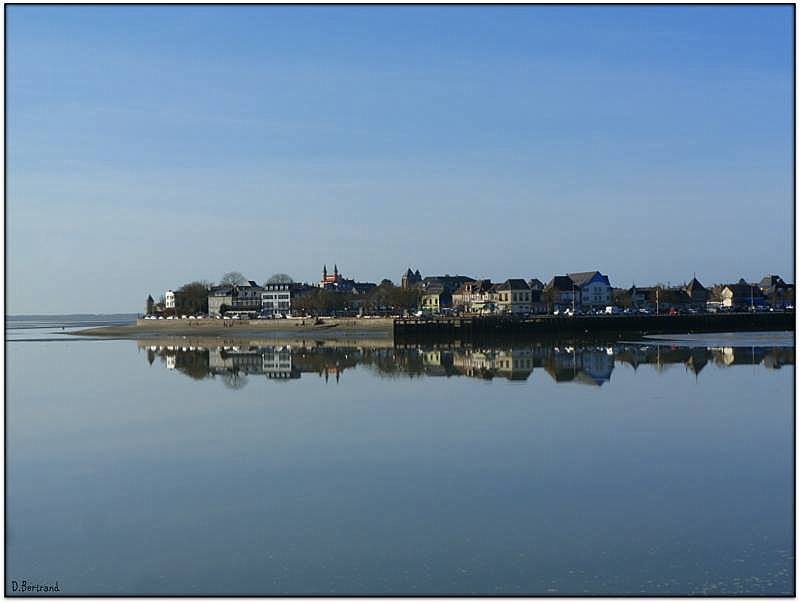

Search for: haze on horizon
xmin=6 ymin=5 xmax=794 ymax=314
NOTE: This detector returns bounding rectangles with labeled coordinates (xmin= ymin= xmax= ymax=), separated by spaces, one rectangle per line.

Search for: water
xmin=6 ymin=317 xmax=795 ymax=595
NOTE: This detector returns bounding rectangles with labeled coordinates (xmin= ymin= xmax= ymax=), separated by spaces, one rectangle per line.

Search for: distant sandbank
xmin=72 ymin=317 xmax=395 ymax=340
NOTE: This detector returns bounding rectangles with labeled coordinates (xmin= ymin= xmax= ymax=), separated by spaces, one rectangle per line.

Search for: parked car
xmin=604 ymin=306 xmax=621 ymax=315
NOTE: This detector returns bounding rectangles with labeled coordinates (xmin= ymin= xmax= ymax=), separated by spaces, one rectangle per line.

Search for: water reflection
xmin=141 ymin=341 xmax=794 ymax=388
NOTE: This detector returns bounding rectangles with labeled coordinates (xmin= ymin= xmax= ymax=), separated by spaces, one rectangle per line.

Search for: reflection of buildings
xmin=709 ymin=346 xmax=795 ymax=368
xmin=144 ymin=341 xmax=794 ymax=389
xmin=542 ymin=346 xmax=615 ymax=386
xmin=450 ymin=348 xmax=535 ymax=381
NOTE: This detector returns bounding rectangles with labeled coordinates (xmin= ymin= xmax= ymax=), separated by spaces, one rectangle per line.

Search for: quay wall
xmin=393 ymin=312 xmax=795 ymax=344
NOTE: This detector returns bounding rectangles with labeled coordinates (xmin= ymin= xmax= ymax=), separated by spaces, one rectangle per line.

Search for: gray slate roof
xmin=567 ymin=271 xmax=601 ymax=287
xmin=496 ymin=279 xmax=530 ymax=290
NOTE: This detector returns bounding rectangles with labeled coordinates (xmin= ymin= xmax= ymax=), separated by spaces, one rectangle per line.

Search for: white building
xmin=165 ymin=290 xmax=175 ymax=309
xmin=261 ymin=283 xmax=295 ymax=317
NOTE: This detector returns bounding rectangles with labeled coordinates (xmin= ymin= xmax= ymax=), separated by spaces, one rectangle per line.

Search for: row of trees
xmin=291 ymin=282 xmax=421 ymax=316
xmin=219 ymin=272 xmax=294 ymax=286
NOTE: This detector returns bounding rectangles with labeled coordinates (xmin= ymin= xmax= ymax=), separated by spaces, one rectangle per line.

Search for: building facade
xmin=419 ymin=282 xmax=452 ymax=313
xmin=494 ymin=279 xmax=533 ymax=315
xmin=721 ymin=281 xmax=765 ymax=309
xmin=260 ymin=283 xmax=312 ymax=317
xmin=567 ymin=271 xmax=612 ymax=308
xmin=544 ymin=276 xmax=580 ymax=311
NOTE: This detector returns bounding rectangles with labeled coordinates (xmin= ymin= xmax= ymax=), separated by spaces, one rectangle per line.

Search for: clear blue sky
xmin=7 ymin=5 xmax=794 ymax=313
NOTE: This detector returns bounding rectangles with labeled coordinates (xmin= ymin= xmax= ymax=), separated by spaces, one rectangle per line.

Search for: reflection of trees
xmin=222 ymin=370 xmax=248 ymax=390
xmin=175 ymin=350 xmax=211 ymax=380
xmin=362 ymin=348 xmax=426 ymax=378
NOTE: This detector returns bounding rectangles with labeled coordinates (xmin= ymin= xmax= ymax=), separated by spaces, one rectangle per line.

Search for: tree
xmin=175 ymin=281 xmax=211 ymax=314
xmin=365 ymin=282 xmax=420 ymax=313
xmin=293 ymin=288 xmax=354 ymax=316
xmin=220 ymin=272 xmax=247 ymax=286
xmin=267 ymin=273 xmax=294 ymax=284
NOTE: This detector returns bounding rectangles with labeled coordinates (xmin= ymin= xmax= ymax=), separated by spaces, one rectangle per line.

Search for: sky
xmin=6 ymin=5 xmax=794 ymax=314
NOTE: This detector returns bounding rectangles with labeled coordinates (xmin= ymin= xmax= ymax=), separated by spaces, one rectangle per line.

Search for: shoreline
xmin=72 ymin=317 xmax=396 ymax=340
xmin=71 ymin=312 xmax=795 ymax=343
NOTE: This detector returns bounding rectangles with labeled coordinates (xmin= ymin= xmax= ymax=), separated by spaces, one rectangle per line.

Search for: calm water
xmin=6 ymin=317 xmax=795 ymax=595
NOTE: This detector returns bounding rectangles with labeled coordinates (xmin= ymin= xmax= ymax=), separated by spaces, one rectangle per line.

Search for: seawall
xmin=393 ymin=312 xmax=795 ymax=344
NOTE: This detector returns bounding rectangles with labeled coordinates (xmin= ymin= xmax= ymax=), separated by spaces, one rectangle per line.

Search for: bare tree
xmin=220 ymin=272 xmax=247 ymax=286
xmin=267 ymin=273 xmax=294 ymax=284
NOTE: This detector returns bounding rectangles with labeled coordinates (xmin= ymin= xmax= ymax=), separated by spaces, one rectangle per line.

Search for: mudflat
xmin=72 ymin=317 xmax=395 ymax=340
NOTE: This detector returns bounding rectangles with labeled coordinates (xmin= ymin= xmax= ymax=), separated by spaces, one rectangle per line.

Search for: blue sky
xmin=7 ymin=5 xmax=794 ymax=313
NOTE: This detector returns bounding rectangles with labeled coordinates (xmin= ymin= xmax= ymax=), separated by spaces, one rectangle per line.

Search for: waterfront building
xmin=721 ymin=280 xmax=766 ymax=309
xmin=758 ymin=275 xmax=794 ymax=308
xmin=759 ymin=274 xmax=787 ymax=295
xmin=207 ymin=281 xmax=263 ymax=317
xmin=567 ymin=271 xmax=613 ymax=309
xmin=659 ymin=287 xmax=693 ymax=311
xmin=420 ymin=275 xmax=475 ymax=294
xmin=452 ymin=279 xmax=495 ymax=313
xmin=494 ymin=279 xmax=533 ymax=315
xmin=544 ymin=276 xmax=580 ymax=311
xmin=207 ymin=285 xmax=233 ymax=317
xmin=684 ymin=277 xmax=709 ymax=308
xmin=419 ymin=281 xmax=452 ymax=313
xmin=165 ymin=290 xmax=175 ymax=309
xmin=627 ymin=285 xmax=657 ymax=311
xmin=261 ymin=283 xmax=312 ymax=317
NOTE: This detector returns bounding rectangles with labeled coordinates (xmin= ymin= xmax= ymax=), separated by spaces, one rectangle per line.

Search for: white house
xmin=261 ymin=283 xmax=292 ymax=317
xmin=165 ymin=290 xmax=175 ymax=309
